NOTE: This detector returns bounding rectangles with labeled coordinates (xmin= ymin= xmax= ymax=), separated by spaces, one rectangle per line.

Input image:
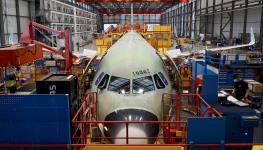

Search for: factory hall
xmin=0 ymin=0 xmax=263 ymax=149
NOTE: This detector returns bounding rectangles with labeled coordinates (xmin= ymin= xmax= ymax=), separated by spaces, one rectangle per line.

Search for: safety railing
xmin=70 ymin=91 xmax=191 ymax=146
xmin=72 ymin=92 xmax=98 ymax=145
xmin=71 ymin=92 xmax=188 ymax=145
xmin=70 ymin=92 xmax=223 ymax=147
xmin=205 ymin=52 xmax=263 ymax=68
xmin=161 ymin=93 xmax=222 ymax=145
xmin=0 ymin=142 xmax=262 ymax=150
xmin=162 ymin=93 xmax=222 ymax=120
xmin=185 ymin=76 xmax=196 ymax=93
xmin=72 ymin=120 xmax=188 ymax=145
xmin=0 ymin=92 xmax=261 ymax=150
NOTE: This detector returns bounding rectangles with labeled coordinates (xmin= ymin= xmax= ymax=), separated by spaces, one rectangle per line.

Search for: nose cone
xmin=104 ymin=109 xmax=159 ymax=144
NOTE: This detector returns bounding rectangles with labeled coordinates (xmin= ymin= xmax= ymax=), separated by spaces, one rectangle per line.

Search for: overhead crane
xmin=0 ymin=21 xmax=77 ymax=72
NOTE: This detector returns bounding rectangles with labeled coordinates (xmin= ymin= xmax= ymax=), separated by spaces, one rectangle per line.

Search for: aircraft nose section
xmin=104 ymin=109 xmax=159 ymax=144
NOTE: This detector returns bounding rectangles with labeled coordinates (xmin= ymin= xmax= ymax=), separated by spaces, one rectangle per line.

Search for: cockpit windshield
xmin=153 ymin=72 xmax=167 ymax=89
xmin=108 ymin=76 xmax=130 ymax=94
xmin=132 ymin=76 xmax=155 ymax=94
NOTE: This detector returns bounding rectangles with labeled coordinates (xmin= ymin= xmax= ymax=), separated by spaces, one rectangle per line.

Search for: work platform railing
xmin=0 ymin=143 xmax=262 ymax=150
xmin=161 ymin=93 xmax=222 ymax=144
xmin=162 ymin=93 xmax=222 ymax=118
xmin=70 ymin=92 xmax=223 ymax=146
xmin=0 ymin=92 xmax=262 ymax=150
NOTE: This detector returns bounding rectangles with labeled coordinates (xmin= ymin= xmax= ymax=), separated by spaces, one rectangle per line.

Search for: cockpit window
xmin=153 ymin=73 xmax=166 ymax=89
xmin=95 ymin=72 xmax=105 ymax=85
xmin=108 ymin=76 xmax=130 ymax=94
xmin=158 ymin=72 xmax=168 ymax=85
xmin=132 ymin=76 xmax=155 ymax=94
xmin=97 ymin=73 xmax=109 ymax=89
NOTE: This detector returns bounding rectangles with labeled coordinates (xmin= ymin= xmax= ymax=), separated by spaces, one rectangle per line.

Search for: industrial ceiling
xmin=76 ymin=0 xmax=189 ymax=14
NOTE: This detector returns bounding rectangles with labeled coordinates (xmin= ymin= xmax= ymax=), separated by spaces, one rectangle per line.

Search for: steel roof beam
xmin=98 ymin=9 xmax=165 ymax=14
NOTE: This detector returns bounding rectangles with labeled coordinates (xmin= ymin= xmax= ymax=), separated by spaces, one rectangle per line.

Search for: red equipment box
xmin=0 ymin=44 xmax=43 ymax=67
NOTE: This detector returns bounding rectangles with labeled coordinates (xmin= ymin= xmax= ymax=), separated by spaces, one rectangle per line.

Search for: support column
xmin=163 ymin=14 xmax=165 ymax=24
xmin=73 ymin=7 xmax=77 ymax=36
xmin=220 ymin=0 xmax=224 ymax=40
xmin=243 ymin=0 xmax=248 ymax=42
xmin=260 ymin=1 xmax=263 ymax=53
xmin=204 ymin=0 xmax=208 ymax=41
xmin=166 ymin=13 xmax=168 ymax=24
xmin=185 ymin=4 xmax=187 ymax=36
xmin=173 ymin=10 xmax=175 ymax=34
xmin=167 ymin=10 xmax=170 ymax=24
xmin=229 ymin=0 xmax=235 ymax=40
xmin=0 ymin=0 xmax=5 ymax=46
xmin=199 ymin=0 xmax=202 ymax=36
xmin=181 ymin=5 xmax=185 ymax=36
xmin=15 ymin=0 xmax=21 ymax=39
xmin=178 ymin=4 xmax=182 ymax=36
xmin=100 ymin=14 xmax=104 ymax=32
xmin=184 ymin=4 xmax=186 ymax=36
xmin=171 ymin=10 xmax=173 ymax=32
xmin=187 ymin=3 xmax=190 ymax=37
xmin=212 ymin=0 xmax=215 ymax=38
xmin=28 ymin=0 xmax=32 ymax=20
xmin=177 ymin=7 xmax=180 ymax=36
xmin=194 ymin=0 xmax=197 ymax=38
xmin=185 ymin=4 xmax=188 ymax=36
xmin=176 ymin=6 xmax=179 ymax=36
xmin=166 ymin=12 xmax=168 ymax=24
xmin=190 ymin=2 xmax=193 ymax=38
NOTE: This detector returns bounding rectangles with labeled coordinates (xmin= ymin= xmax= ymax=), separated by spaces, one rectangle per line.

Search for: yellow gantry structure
xmin=152 ymin=25 xmax=172 ymax=56
xmin=96 ymin=24 xmax=173 ymax=56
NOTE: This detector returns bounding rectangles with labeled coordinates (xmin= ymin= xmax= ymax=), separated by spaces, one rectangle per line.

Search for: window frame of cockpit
xmin=95 ymin=72 xmax=168 ymax=94
xmin=107 ymin=75 xmax=131 ymax=94
xmin=153 ymin=72 xmax=167 ymax=89
xmin=95 ymin=72 xmax=110 ymax=89
xmin=132 ymin=75 xmax=156 ymax=94
xmin=158 ymin=72 xmax=168 ymax=85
